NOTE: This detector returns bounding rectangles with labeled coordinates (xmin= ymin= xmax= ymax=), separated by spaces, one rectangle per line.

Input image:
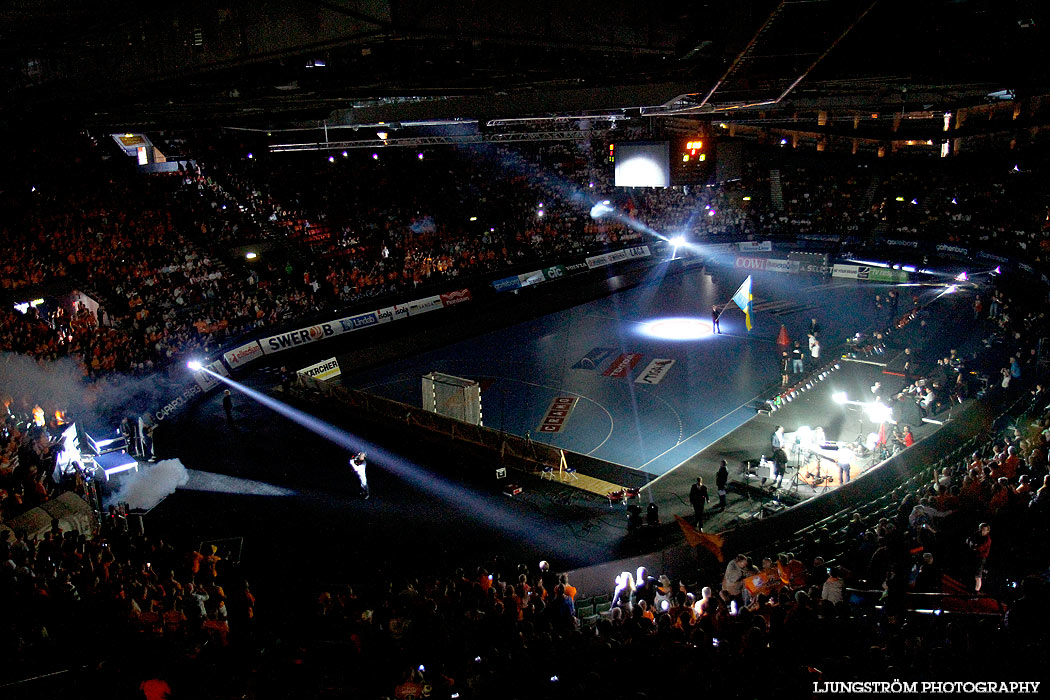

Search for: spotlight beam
xmin=192 ymin=368 xmax=582 ymax=558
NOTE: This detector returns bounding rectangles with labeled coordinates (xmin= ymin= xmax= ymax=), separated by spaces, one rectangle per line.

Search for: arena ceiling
xmin=0 ymin=0 xmax=1046 ymax=132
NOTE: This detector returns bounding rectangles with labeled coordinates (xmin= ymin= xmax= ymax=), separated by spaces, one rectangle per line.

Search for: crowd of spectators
xmin=4 ymin=135 xmax=1050 ymax=696
xmin=0 ymin=397 xmax=70 ymax=521
xmin=0 ymin=513 xmax=255 ymax=687
xmin=2 ymin=129 xmax=1050 ymax=390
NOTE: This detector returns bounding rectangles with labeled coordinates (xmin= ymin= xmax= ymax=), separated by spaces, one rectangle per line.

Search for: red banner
xmin=537 ymin=396 xmax=578 ymax=433
xmin=602 ymin=353 xmax=643 ymax=378
xmin=439 ymin=289 xmax=472 ymax=306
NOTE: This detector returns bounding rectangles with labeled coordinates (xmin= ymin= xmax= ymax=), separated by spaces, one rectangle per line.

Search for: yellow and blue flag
xmin=731 ymin=275 xmax=753 ymax=331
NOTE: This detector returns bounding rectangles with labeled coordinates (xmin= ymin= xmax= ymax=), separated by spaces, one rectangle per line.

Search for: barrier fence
xmin=297 ymin=373 xmax=565 ymax=475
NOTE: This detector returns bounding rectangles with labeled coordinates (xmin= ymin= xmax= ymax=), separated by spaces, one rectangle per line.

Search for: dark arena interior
xmin=3 ymin=1 xmax=1050 ymax=697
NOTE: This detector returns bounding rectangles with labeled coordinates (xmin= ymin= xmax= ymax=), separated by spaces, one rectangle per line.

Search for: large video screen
xmin=614 ymin=142 xmax=670 ymax=188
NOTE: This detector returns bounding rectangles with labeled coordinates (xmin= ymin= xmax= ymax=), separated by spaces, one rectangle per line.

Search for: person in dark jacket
xmin=689 ymin=477 xmax=709 ymax=528
xmin=716 ymin=460 xmax=729 ymax=511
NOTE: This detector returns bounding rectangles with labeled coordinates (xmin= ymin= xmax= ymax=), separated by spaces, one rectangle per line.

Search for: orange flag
xmin=674 ymin=515 xmax=725 ymax=562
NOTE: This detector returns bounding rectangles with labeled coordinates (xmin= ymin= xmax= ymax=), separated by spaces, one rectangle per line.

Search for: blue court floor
xmin=341 ymin=264 xmax=918 ymax=476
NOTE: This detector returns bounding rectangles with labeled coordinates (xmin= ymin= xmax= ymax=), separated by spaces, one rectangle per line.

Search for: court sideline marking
xmin=636 ymin=387 xmax=771 ymax=491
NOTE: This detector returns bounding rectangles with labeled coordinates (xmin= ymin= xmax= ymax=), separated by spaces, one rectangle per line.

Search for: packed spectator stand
xmin=2 ymin=131 xmax=1050 ymax=696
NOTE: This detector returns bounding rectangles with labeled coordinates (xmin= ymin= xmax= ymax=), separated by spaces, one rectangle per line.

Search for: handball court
xmin=344 ymin=263 xmax=911 ymax=479
xmin=152 ymin=261 xmax=972 ymax=596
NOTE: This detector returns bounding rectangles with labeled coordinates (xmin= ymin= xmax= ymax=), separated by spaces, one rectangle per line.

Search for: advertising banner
xmin=224 ymin=340 xmax=264 ymax=368
xmin=297 ymin=357 xmax=341 ymax=381
xmin=586 ymin=249 xmax=629 ymax=270
xmin=831 ymin=263 xmax=864 ymax=279
xmin=542 ymin=265 xmax=567 ymax=281
xmin=734 ymin=256 xmax=797 ymax=273
xmin=377 ymin=304 xmax=410 ymax=323
xmin=634 ymin=359 xmax=676 ymax=385
xmin=537 ymin=396 xmax=579 ymax=433
xmin=492 ymin=276 xmax=522 ymax=293
xmin=439 ymin=289 xmax=473 ymax=306
xmin=261 ymin=321 xmax=340 ymax=354
xmin=602 ymin=353 xmax=644 ymax=378
xmin=737 ymin=241 xmax=772 ymax=252
xmin=337 ymin=311 xmax=379 ymax=333
xmin=517 ymin=270 xmax=545 ymax=287
xmin=407 ymin=295 xmax=443 ymax=316
xmin=193 ymin=359 xmax=229 ymax=392
xmin=867 ymin=268 xmax=909 ymax=283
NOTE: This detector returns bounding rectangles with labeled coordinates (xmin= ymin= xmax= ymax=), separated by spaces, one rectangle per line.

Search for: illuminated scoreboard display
xmin=672 ymin=136 xmax=714 ymax=184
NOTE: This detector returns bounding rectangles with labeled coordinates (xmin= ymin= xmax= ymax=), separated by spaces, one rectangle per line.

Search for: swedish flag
xmin=731 ymin=275 xmax=753 ymax=331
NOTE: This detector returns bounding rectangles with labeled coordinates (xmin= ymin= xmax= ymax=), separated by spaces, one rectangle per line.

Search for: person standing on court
xmin=716 ymin=460 xmax=729 ymax=511
xmin=712 ymin=305 xmax=721 ymax=334
xmin=771 ymin=425 xmax=785 ymax=453
xmin=689 ymin=476 xmax=709 ymax=528
xmin=222 ymin=390 xmax=234 ymax=426
xmin=791 ymin=341 xmax=805 ymax=375
xmin=350 ymin=452 xmax=369 ymax=499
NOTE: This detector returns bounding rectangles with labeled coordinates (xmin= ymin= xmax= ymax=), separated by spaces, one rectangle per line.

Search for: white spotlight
xmin=187 ymin=360 xmax=204 ymax=371
xmin=864 ymin=401 xmax=893 ymax=423
xmin=245 ymin=252 xmax=257 ymax=260
xmin=669 ymin=235 xmax=686 ymax=247
xmin=955 ymin=272 xmax=968 ymax=282
xmin=641 ymin=317 xmax=712 ymax=341
xmin=832 ymin=391 xmax=848 ymax=405
xmin=589 ymin=201 xmax=615 ymax=219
